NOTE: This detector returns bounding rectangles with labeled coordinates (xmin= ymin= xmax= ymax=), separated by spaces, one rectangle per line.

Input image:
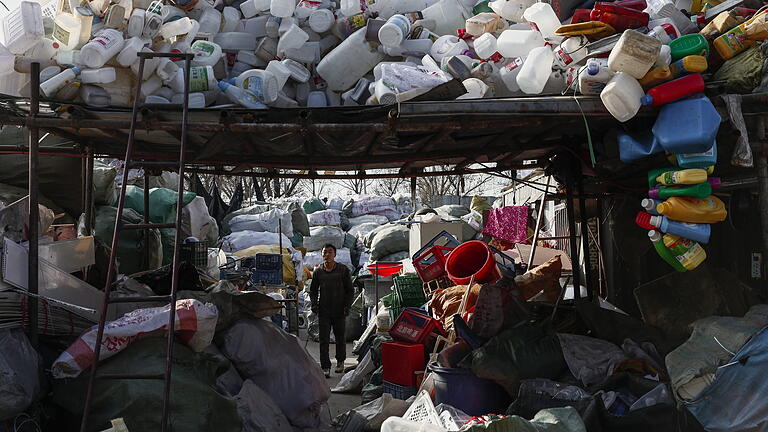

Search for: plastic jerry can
xmin=80 ymin=67 xmax=116 ymax=84
xmin=309 ymin=9 xmax=335 ymax=33
xmin=648 ymin=230 xmax=687 ymax=272
xmin=317 ymin=28 xmax=386 ymax=91
xmin=1 ymin=1 xmax=45 ymax=54
xmin=649 ymin=182 xmax=712 ymax=199
xmin=198 ymin=7 xmax=222 ymax=35
xmin=663 ymin=234 xmax=706 ymax=271
xmin=676 ymin=141 xmax=717 ymax=168
xmin=607 ymin=29 xmax=661 ymax=79
xmin=713 ymin=10 xmax=767 ymax=60
xmin=473 ymin=33 xmax=498 ymax=59
xmin=641 ymin=73 xmax=704 ymax=106
xmin=647 ymin=24 xmax=677 ymax=43
xmin=40 ymin=67 xmax=80 ymax=97
xmin=496 ymin=29 xmax=544 ymax=58
xmin=281 ymin=59 xmax=311 ymax=83
xmin=126 ymin=9 xmax=145 ymax=38
xmin=235 ymin=69 xmax=279 ymax=103
xmin=421 ymin=0 xmax=471 ymax=36
xmin=618 ymin=130 xmax=663 ymax=161
xmin=590 ymin=2 xmax=650 ymax=32
xmin=639 ymin=66 xmax=672 ymax=88
xmin=80 ymin=84 xmax=111 ymax=107
xmin=523 ymin=2 xmax=562 ymax=41
xmin=668 ymin=55 xmax=707 ymax=78
xmin=656 ymin=168 xmax=708 ymax=185
xmin=656 ymin=195 xmax=727 ymax=223
xmin=600 ymin=72 xmax=644 ymax=122
xmin=265 ymin=60 xmax=291 ymax=88
xmin=53 ymin=12 xmax=83 ymax=50
xmin=578 ymin=58 xmax=612 ymax=95
xmin=669 ymin=34 xmax=709 ymax=61
xmin=652 ymin=96 xmax=721 ymax=154
xmin=516 ymin=46 xmax=553 ymax=94
xmin=191 ymin=40 xmax=223 ymax=67
xmin=80 ymin=29 xmax=124 ymax=69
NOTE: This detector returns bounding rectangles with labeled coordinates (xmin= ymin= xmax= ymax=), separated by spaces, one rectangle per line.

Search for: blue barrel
xmin=428 ymin=363 xmax=511 ymax=416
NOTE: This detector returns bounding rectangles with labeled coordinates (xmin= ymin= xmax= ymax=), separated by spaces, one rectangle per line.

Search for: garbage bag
xmin=369 ymin=225 xmax=409 ymax=261
xmin=303 ymin=197 xmax=327 ymax=214
xmin=714 ymin=45 xmax=765 ymax=93
xmin=459 ymin=325 xmax=567 ymax=395
xmin=182 ymin=196 xmax=219 ymax=245
xmin=327 ymin=198 xmax=345 ymax=211
xmin=0 ymin=329 xmax=42 ymax=421
xmin=93 ymin=160 xmax=117 ymax=206
xmin=123 ymin=186 xmax=197 ymax=223
xmin=204 ymin=344 xmax=244 ymax=397
xmin=134 ymin=261 xmax=203 ymax=295
xmin=179 ymin=281 xmax=282 ymax=332
xmin=304 ymin=225 xmax=345 ymax=251
xmin=468 ymin=277 xmax=529 ymax=339
xmin=221 ymin=230 xmax=292 ymax=253
xmin=506 ymin=379 xmax=592 ymax=420
xmin=304 ymin=248 xmax=354 ymax=270
xmin=51 ymin=338 xmax=242 ymax=432
xmin=279 ymin=201 xmax=310 ymax=236
xmin=236 ymin=380 xmax=293 ymax=432
xmin=435 ymin=204 xmax=471 ymax=218
xmin=94 ymin=205 xmax=162 ymax=275
xmin=377 ymin=251 xmax=410 ymax=262
xmin=471 ymin=195 xmax=492 ymax=213
xmin=557 ymin=333 xmax=628 ymax=388
xmin=308 ymin=209 xmax=345 ymax=227
xmin=349 ymin=222 xmax=382 ymax=240
xmin=343 ymin=196 xmax=398 ymax=218
xmin=332 ymin=350 xmax=375 ymax=393
xmin=217 ymin=319 xmax=331 ymax=429
xmin=290 ymin=231 xmax=304 ymax=248
xmin=364 ymin=223 xmax=393 ymax=248
xmin=349 ymin=214 xmax=390 ymax=227
xmin=52 ymin=299 xmax=219 ymax=378
xmin=229 ymin=208 xmax=294 ymax=236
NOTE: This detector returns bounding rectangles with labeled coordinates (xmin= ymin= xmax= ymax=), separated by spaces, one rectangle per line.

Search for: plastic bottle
xmin=240 ymin=0 xmax=267 ymax=18
xmin=600 ymin=72 xmax=644 ymax=122
xmin=578 ymin=58 xmax=612 ymax=95
xmin=663 ymin=234 xmax=706 ymax=271
xmin=608 ymin=29 xmax=661 ymax=79
xmin=171 ymin=92 xmax=206 ymax=107
xmin=668 ymin=55 xmax=707 ymax=78
xmin=39 ymin=66 xmax=61 ymax=85
xmin=466 ymin=12 xmax=504 ymax=36
xmin=80 ymin=84 xmax=111 ymax=107
xmin=142 ymin=2 xmax=164 ymax=39
xmin=655 ymin=44 xmax=671 ymax=67
xmin=281 ymin=58 xmax=310 ymax=82
xmin=656 ymin=195 xmax=727 ymax=223
xmin=637 ymin=212 xmax=711 ymax=243
xmin=235 ymin=69 xmax=280 ymax=103
xmin=473 ymin=32 xmax=498 ymax=59
xmin=499 ymin=57 xmax=524 ymax=92
xmin=378 ymin=15 xmax=411 ymax=48
xmin=53 ymin=12 xmax=83 ymax=51
xmin=381 ymin=417 xmax=447 ymax=432
xmin=74 ymin=6 xmax=94 ymax=47
xmin=30 ymin=38 xmax=60 ymax=61
xmin=309 ymin=9 xmax=335 ymax=33
xmin=496 ymin=29 xmax=544 ymax=58
xmin=421 ymin=0 xmax=471 ymax=36
xmin=198 ymin=7 xmax=222 ymax=35
xmin=307 ymin=90 xmax=327 ymax=107
xmin=489 ymin=0 xmax=534 ymax=21
xmin=379 ymin=39 xmax=434 ymax=57
xmin=277 ymin=24 xmax=309 ymax=54
xmin=429 ymin=35 xmax=469 ymax=62
xmin=127 ymin=9 xmax=146 ymax=38
xmin=590 ymin=2 xmax=649 ymax=32
xmin=220 ymin=7 xmax=240 ymax=33
xmin=144 ymin=95 xmax=170 ymax=104
xmin=648 ymin=230 xmax=687 ymax=272
xmin=317 ymin=28 xmax=386 ymax=91
xmin=676 ymin=141 xmax=717 ymax=168
xmin=641 ymin=198 xmax=662 ymax=215
xmin=214 ymin=32 xmax=257 ymax=51
xmin=156 ymin=58 xmax=179 ymax=82
xmin=40 ymin=67 xmax=81 ymax=97
xmin=649 ymin=182 xmax=712 ymax=199
xmin=191 ymin=40 xmax=223 ymax=67
xmin=553 ymin=35 xmax=588 ymax=68
xmin=218 ymin=80 xmax=267 ymax=108
xmin=641 ymin=73 xmax=704 ymax=107
xmin=131 ymin=48 xmax=160 ymax=80
xmin=80 ymin=67 xmax=116 ymax=84
xmin=639 ymin=66 xmax=672 ymax=88
xmin=458 ymin=77 xmax=490 ymax=99
xmin=656 ymin=168 xmax=707 ymax=185
xmin=523 ymin=2 xmax=561 ymax=41
xmin=271 ymin=0 xmax=296 ymax=18
xmin=266 ymin=60 xmax=291 ymax=88
xmin=80 ymin=29 xmax=124 ymax=69
xmin=670 ymin=33 xmax=709 ymax=61
xmin=1 ymin=1 xmax=44 ymax=54
xmin=618 ymin=130 xmax=663 ymax=161
xmin=516 ymin=46 xmax=553 ymax=95
xmin=647 ymin=24 xmax=677 ymax=43
xmin=651 ymin=96 xmax=720 ymax=154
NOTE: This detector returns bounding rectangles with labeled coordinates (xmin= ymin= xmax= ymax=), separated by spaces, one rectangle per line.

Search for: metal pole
xmin=410 ymin=177 xmax=417 ymax=214
xmin=757 ymin=116 xmax=768 ymax=257
xmin=374 ymin=262 xmax=379 ymax=317
xmin=577 ymin=169 xmax=595 ymax=300
xmin=144 ymin=170 xmax=151 ymax=270
xmin=528 ymin=176 xmax=552 ymax=270
xmin=27 ymin=62 xmax=40 ymax=347
xmin=565 ymin=174 xmax=582 ymax=300
xmin=84 ymin=147 xmax=94 ymax=235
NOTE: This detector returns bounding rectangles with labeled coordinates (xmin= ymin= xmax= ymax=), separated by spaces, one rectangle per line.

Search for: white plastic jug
xmin=126 ymin=9 xmax=145 ymax=38
xmin=421 ymin=0 xmax=470 ymax=36
xmin=156 ymin=57 xmax=179 ymax=81
xmin=607 ymin=29 xmax=661 ymax=79
xmin=271 ymin=0 xmax=296 ymax=18
xmin=473 ymin=32 xmax=498 ymax=59
xmin=378 ymin=15 xmax=411 ymax=48
xmin=499 ymin=57 xmax=524 ymax=92
xmin=379 ymin=38 xmax=433 ymax=57
xmin=214 ymin=32 xmax=258 ymax=51
xmin=266 ymin=60 xmax=291 ymax=88
xmin=600 ymin=72 xmax=644 ymax=122
xmin=191 ymin=40 xmax=223 ymax=67
xmin=497 ymin=29 xmax=544 ymax=58
xmin=516 ymin=45 xmax=553 ymax=94
xmin=655 ymin=44 xmax=671 ymax=67
xmin=160 ymin=17 xmax=193 ymax=40
xmin=240 ymin=0 xmax=268 ymax=18
xmin=578 ymin=58 xmax=612 ymax=95
xmin=309 ymin=9 xmax=335 ymax=33
xmin=340 ymin=0 xmax=363 ymax=16
xmin=458 ymin=77 xmax=490 ymax=99
xmin=317 ymin=28 xmax=385 ymax=91
xmin=523 ymin=3 xmax=561 ymax=41
xmin=40 ymin=67 xmax=80 ymax=97
xmin=80 ymin=28 xmax=124 ymax=68
xmin=1 ymin=1 xmax=44 ymax=54
xmin=237 ymin=50 xmax=265 ymax=67
xmin=198 ymin=7 xmax=222 ymax=35
xmin=235 ymin=69 xmax=280 ymax=103
xmin=80 ymin=84 xmax=111 ymax=107
xmin=307 ymin=90 xmax=327 ymax=107
xmin=553 ymin=35 xmax=588 ymax=68
xmin=53 ymin=12 xmax=83 ymax=50
xmin=430 ymin=35 xmax=469 ymax=62
xmin=81 ymin=67 xmax=116 ymax=84
xmin=116 ymin=37 xmax=147 ymax=67
xmin=130 ymin=47 xmax=160 ymax=80
xmin=255 ymin=36 xmax=278 ymax=61
xmin=489 ymin=0 xmax=534 ymax=22
xmin=277 ymin=24 xmax=309 ymax=54
xmin=171 ymin=91 xmax=206 ymax=107
xmin=281 ymin=58 xmax=311 ymax=82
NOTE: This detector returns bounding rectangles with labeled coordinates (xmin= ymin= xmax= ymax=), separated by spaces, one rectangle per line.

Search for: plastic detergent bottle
xmin=669 ymin=34 xmax=709 ymax=61
xmin=473 ymin=33 xmax=498 ymax=59
xmin=663 ymin=234 xmax=706 ymax=271
xmin=516 ymin=46 xmax=553 ymax=94
xmin=648 ymin=230 xmax=687 ymax=272
xmin=378 ymin=15 xmax=411 ymax=48
xmin=637 ymin=212 xmax=711 ymax=244
xmin=607 ymin=29 xmax=661 ymax=79
xmin=497 ymin=29 xmax=544 ymax=58
xmin=642 ymin=73 xmax=704 ymax=107
xmin=639 ymin=66 xmax=672 ymax=88
xmin=652 ymin=96 xmax=720 ymax=154
xmin=235 ymin=69 xmax=279 ymax=103
xmin=668 ymin=55 xmax=707 ymax=78
xmin=641 ymin=198 xmax=662 ymax=215
xmin=648 ymin=167 xmax=675 ymax=187
xmin=656 ymin=195 xmax=727 ymax=223
xmin=649 ymin=182 xmax=712 ymax=199
xmin=656 ymin=168 xmax=707 ymax=185
xmin=618 ymin=130 xmax=663 ymax=162
xmin=142 ymin=2 xmax=164 ymax=39
xmin=317 ymin=28 xmax=385 ymax=91
xmin=80 ymin=29 xmax=124 ymax=68
xmin=523 ymin=2 xmax=561 ymax=41
xmin=191 ymin=40 xmax=223 ymax=67
xmin=677 ymin=142 xmax=717 ymax=168
xmin=218 ymin=80 xmax=266 ymax=109
xmin=430 ymin=35 xmax=469 ymax=62
xmin=600 ymin=72 xmax=644 ymax=122
xmin=52 ymin=11 xmax=83 ymax=50
xmin=80 ymin=67 xmax=116 ymax=84
xmin=578 ymin=58 xmax=612 ymax=95
xmin=40 ymin=67 xmax=81 ymax=97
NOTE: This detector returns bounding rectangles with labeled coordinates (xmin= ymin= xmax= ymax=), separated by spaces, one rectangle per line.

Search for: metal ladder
xmin=79 ymin=51 xmax=194 ymax=432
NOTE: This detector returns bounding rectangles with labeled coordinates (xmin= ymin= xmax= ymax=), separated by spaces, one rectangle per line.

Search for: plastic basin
xmin=428 ymin=363 xmax=511 ymax=416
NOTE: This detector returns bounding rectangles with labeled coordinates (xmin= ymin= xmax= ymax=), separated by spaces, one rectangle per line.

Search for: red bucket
xmin=444 ymin=240 xmax=501 ymax=285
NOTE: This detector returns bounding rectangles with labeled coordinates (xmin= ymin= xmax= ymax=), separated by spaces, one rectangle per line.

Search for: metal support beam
xmin=410 ymin=176 xmax=417 ymax=214
xmin=565 ymin=173 xmax=582 ymax=300
xmin=528 ymin=176 xmax=552 ymax=269
xmin=756 ymin=116 xmax=768 ymax=256
xmin=27 ymin=62 xmax=40 ymax=347
xmin=577 ymin=169 xmax=595 ymax=300
xmin=84 ymin=147 xmax=94 ymax=235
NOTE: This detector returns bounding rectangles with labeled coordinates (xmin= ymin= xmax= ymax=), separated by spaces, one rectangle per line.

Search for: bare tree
xmin=417 ymin=166 xmax=494 ymax=207
xmin=333 ymin=178 xmax=370 ymax=195
xmin=374 ymin=177 xmax=408 ymax=197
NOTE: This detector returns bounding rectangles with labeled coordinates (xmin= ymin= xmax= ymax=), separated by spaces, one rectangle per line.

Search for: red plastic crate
xmin=382 ymin=341 xmax=426 ymax=387
xmin=389 ymin=308 xmax=446 ymax=345
xmin=413 ymin=245 xmax=453 ymax=283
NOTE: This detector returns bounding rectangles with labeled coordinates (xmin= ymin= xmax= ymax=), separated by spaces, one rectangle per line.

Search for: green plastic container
xmin=473 ymin=0 xmax=493 ymax=14
xmin=650 ymin=182 xmax=712 ymax=199
xmin=670 ymin=34 xmax=709 ymax=61
xmin=649 ymin=230 xmax=686 ymax=272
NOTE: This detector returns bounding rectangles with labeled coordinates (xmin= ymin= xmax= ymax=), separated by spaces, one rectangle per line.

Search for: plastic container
xmin=309 ymin=9 xmax=335 ymax=33
xmin=637 ymin=212 xmax=711 ymax=243
xmin=421 ymin=0 xmax=470 ymax=36
xmin=590 ymin=2 xmax=650 ymax=32
xmin=214 ymin=32 xmax=258 ymax=51
xmin=553 ymin=35 xmax=588 ymax=68
xmin=143 ymin=4 xmax=164 ymax=39
xmin=191 ymin=40 xmax=223 ymax=67
xmin=473 ymin=32 xmax=498 ymax=59
xmin=281 ymin=58 xmax=310 ymax=82
xmin=656 ymin=195 xmax=727 ymax=223
xmin=116 ymin=37 xmax=146 ymax=67
xmin=663 ymin=234 xmax=706 ymax=271
xmin=430 ymin=35 xmax=469 ymax=62
xmin=639 ymin=66 xmax=672 ymax=88
xmin=600 ymin=72 xmax=644 ymax=122
xmin=277 ymin=24 xmax=309 ymax=54
xmin=649 ymin=230 xmax=686 ymax=272
xmin=489 ymin=0 xmax=535 ymax=21
xmin=40 ymin=67 xmax=80 ymax=97
xmin=382 ymin=341 xmax=425 ymax=387
xmin=428 ymin=363 xmax=511 ymax=416
xmin=219 ymin=80 xmax=267 ymax=109
xmin=1 ymin=1 xmax=44 ymax=54
xmin=317 ymin=28 xmax=386 ymax=91
xmin=523 ymin=2 xmax=561 ymax=40
xmin=466 ymin=12 xmax=504 ymax=36
xmin=29 ymin=38 xmax=60 ymax=61
xmin=578 ymin=58 xmax=612 ymax=95
xmin=642 ymin=73 xmax=704 ymax=106
xmin=676 ymin=141 xmax=717 ymax=168
xmin=240 ymin=0 xmax=267 ymax=18
xmin=381 ymin=382 xmax=418 ymax=401
xmin=221 ymin=7 xmax=241 ymax=32
xmin=80 ymin=29 xmax=124 ymax=69
xmin=80 ymin=67 xmax=116 ymax=84
xmin=652 ymin=96 xmax=720 ymax=154
xmin=156 ymin=58 xmax=179 ymax=82
xmin=641 ymin=198 xmax=662 ymax=215
xmin=444 ymin=240 xmax=500 ymax=284
xmin=255 ymin=36 xmax=278 ymax=61
xmin=271 ymin=0 xmax=296 ymax=18
xmin=389 ymin=308 xmax=445 ymax=344
xmin=378 ymin=15 xmax=411 ymax=48
xmin=669 ymin=33 xmax=709 ymax=61
xmin=618 ymin=130 xmax=663 ymax=161
xmin=647 ymin=24 xmax=677 ymax=43
xmin=516 ymin=46 xmax=553 ymax=95
xmin=160 ymin=17 xmax=193 ymax=40
xmin=656 ymin=168 xmax=707 ymax=185
xmin=459 ymin=77 xmax=490 ymax=98
xmin=668 ymin=55 xmax=707 ymax=78
xmin=266 ymin=60 xmax=291 ymax=88
xmin=130 ymin=48 xmax=160 ymax=80
xmin=126 ymin=9 xmax=146 ymax=38
xmin=655 ymin=44 xmax=671 ymax=67
xmin=649 ymin=182 xmax=712 ymax=199
xmin=608 ymin=29 xmax=661 ymax=79
xmin=80 ymin=84 xmax=111 ymax=107
xmin=379 ymin=39 xmax=434 ymax=57
xmin=198 ymin=7 xmax=222 ymax=35
xmin=235 ymin=69 xmax=280 ymax=103
xmin=53 ymin=12 xmax=83 ymax=51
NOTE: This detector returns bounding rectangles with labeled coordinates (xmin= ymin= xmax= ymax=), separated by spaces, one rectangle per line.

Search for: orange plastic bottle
xmin=656 ymin=195 xmax=727 ymax=223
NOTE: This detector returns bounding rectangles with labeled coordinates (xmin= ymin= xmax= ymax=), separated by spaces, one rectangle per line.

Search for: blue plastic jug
xmin=618 ymin=130 xmax=664 ymax=162
xmin=652 ymin=96 xmax=721 ymax=154
xmin=676 ymin=140 xmax=717 ymax=169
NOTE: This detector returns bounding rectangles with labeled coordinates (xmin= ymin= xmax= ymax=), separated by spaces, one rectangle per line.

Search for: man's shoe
xmin=335 ymin=361 xmax=345 ymax=374
xmin=323 ymin=368 xmax=331 ymax=378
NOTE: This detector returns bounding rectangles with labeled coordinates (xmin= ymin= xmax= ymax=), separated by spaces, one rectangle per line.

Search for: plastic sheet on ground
xmin=332 ymin=350 xmax=375 ymax=393
xmin=0 ymin=329 xmax=42 ymax=421
xmin=304 ymin=225 xmax=345 ymax=251
xmin=221 ymin=230 xmax=292 ymax=253
xmin=52 ymin=299 xmax=218 ymax=378
xmin=229 ymin=208 xmax=294 ymax=236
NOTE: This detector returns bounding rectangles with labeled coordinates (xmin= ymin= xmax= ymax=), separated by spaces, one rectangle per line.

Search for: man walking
xmin=310 ymin=244 xmax=354 ymax=378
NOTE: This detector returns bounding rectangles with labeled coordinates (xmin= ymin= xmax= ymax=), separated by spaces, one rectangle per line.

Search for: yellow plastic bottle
xmin=656 ymin=196 xmax=728 ymax=223
xmin=640 ymin=66 xmax=673 ymax=88
xmin=713 ymin=10 xmax=768 ymax=60
xmin=656 ymin=169 xmax=708 ymax=185
xmin=663 ymin=234 xmax=706 ymax=271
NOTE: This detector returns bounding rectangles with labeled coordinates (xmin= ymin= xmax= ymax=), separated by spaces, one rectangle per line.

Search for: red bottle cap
xmin=635 ymin=212 xmax=655 ymax=230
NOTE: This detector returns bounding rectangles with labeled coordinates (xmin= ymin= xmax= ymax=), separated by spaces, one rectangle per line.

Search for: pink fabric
xmin=482 ymin=206 xmax=529 ymax=244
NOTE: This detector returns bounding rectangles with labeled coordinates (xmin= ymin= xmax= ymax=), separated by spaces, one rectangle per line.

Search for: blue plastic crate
xmin=243 ymin=253 xmax=282 ymax=271
xmin=383 ymin=381 xmax=417 ymax=400
xmin=250 ymin=268 xmax=282 ymax=285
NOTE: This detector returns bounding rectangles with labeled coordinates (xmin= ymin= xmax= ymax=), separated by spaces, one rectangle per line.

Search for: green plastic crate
xmin=393 ymin=275 xmax=426 ymax=307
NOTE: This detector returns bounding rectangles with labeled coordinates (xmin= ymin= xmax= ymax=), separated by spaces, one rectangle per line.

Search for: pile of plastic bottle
xmin=0 ymin=0 xmax=764 ymax=110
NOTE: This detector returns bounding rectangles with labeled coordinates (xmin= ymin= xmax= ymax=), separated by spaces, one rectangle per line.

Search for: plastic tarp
xmin=182 ymin=196 xmax=219 ymax=245
xmin=0 ymin=329 xmax=42 ymax=421
xmin=123 ymin=187 xmax=197 ymax=223
xmin=94 ymin=205 xmax=162 ymax=275
xmin=666 ymin=304 xmax=768 ymax=402
xmin=304 ymin=225 xmax=345 ymax=251
xmin=228 ymin=208 xmax=294 ymax=237
xmin=232 ymin=245 xmax=302 ymax=285
xmin=332 ymin=350 xmax=375 ymax=393
xmin=52 ymin=338 xmax=241 ymax=432
xmin=369 ymin=225 xmax=410 ymax=261
xmin=236 ymin=380 xmax=293 ymax=432
xmin=217 ymin=319 xmax=331 ymax=429
xmin=221 ymin=230 xmax=292 ymax=253
xmin=557 ymin=334 xmax=628 ymax=388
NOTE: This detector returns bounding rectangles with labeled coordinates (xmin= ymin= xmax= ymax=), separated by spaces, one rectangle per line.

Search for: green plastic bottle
xmin=649 ymin=182 xmax=712 ymax=199
xmin=669 ymin=34 xmax=710 ymax=61
xmin=649 ymin=230 xmax=686 ymax=272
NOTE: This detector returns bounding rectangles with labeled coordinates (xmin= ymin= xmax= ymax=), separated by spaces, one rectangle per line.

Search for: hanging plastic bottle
xmin=636 ymin=212 xmax=711 ymax=243
xmin=641 ymin=198 xmax=662 ymax=215
xmin=656 ymin=168 xmax=708 ymax=185
xmin=649 ymin=182 xmax=712 ymax=200
xmin=663 ymin=234 xmax=706 ymax=271
xmin=648 ymin=230 xmax=687 ymax=272
xmin=656 ymin=195 xmax=727 ymax=223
